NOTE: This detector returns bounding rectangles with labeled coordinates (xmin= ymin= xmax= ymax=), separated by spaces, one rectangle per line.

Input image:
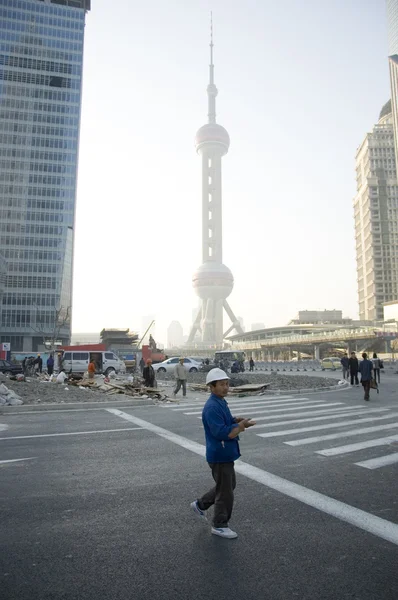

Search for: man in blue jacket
xmin=190 ymin=368 xmax=256 ymax=539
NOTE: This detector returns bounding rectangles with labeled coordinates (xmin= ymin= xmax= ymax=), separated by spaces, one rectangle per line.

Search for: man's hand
xmin=242 ymin=419 xmax=256 ymax=428
xmin=234 ymin=417 xmax=245 ymax=423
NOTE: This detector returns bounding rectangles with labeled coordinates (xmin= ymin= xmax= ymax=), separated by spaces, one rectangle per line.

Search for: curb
xmin=261 ymin=381 xmax=351 ymax=396
xmin=0 ymin=397 xmax=155 ymax=414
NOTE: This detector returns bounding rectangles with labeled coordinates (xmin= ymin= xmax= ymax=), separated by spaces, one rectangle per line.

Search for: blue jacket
xmin=359 ymin=359 xmax=373 ymax=382
xmin=341 ymin=357 xmax=349 ymax=368
xmin=202 ymin=393 xmax=241 ymax=463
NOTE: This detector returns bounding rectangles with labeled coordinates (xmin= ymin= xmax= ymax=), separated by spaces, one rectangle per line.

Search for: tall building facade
xmin=387 ymin=2 xmax=398 ymax=163
xmin=0 ymin=0 xmax=90 ymax=352
xmin=354 ymin=101 xmax=398 ymax=321
xmin=387 ymin=0 xmax=398 ymax=55
xmin=167 ymin=320 xmax=183 ymax=348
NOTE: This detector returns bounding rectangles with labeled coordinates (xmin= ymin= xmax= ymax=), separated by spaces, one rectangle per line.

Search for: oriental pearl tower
xmin=188 ymin=20 xmax=243 ymax=346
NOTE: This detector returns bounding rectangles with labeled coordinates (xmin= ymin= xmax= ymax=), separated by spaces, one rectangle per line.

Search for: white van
xmin=62 ymin=351 xmax=125 ymax=376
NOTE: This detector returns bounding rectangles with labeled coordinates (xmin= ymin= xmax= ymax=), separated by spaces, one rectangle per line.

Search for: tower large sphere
xmin=192 ymin=262 xmax=234 ymax=301
xmin=195 ymin=123 xmax=230 ymax=154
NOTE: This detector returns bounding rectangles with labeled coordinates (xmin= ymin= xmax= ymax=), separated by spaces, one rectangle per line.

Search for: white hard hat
xmin=206 ymin=368 xmax=230 ymax=385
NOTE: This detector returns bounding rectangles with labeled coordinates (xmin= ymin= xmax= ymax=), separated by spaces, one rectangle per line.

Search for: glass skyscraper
xmin=0 ymin=0 xmax=90 ymax=352
xmin=387 ymin=0 xmax=398 ymax=55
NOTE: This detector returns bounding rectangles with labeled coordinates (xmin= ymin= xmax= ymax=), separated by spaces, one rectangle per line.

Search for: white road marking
xmin=0 ymin=428 xmax=143 ymax=441
xmin=257 ymin=412 xmax=398 ymax=438
xmin=171 ymin=397 xmax=302 ymax=412
xmin=183 ymin=401 xmax=341 ymax=417
xmin=355 ymin=452 xmax=398 ymax=470
xmin=316 ymin=434 xmax=398 ymax=456
xmin=253 ymin=406 xmax=363 ymax=422
xmin=252 ymin=408 xmax=388 ymax=429
xmin=106 ymin=408 xmax=398 ymax=547
xmin=286 ymin=422 xmax=398 ymax=447
xmin=0 ymin=458 xmax=36 ymax=464
xmin=162 ymin=395 xmax=295 ymax=409
xmin=0 ymin=424 xmax=9 ymax=432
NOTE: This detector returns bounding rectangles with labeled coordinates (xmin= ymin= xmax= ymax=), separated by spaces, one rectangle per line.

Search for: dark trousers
xmin=374 ymin=368 xmax=380 ymax=383
xmin=249 ymin=365 xmax=254 ymax=371
xmin=174 ymin=379 xmax=186 ymax=396
xmin=350 ymin=371 xmax=359 ymax=385
xmin=362 ymin=380 xmax=371 ymax=400
xmin=47 ymin=366 xmax=53 ymax=376
xmin=198 ymin=462 xmax=236 ymax=528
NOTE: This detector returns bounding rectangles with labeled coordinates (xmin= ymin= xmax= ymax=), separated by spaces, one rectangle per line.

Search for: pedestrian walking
xmin=173 ymin=357 xmax=187 ymax=398
xmin=143 ymin=359 xmax=155 ymax=388
xmin=22 ymin=356 xmax=27 ymax=374
xmin=190 ymin=368 xmax=256 ymax=539
xmin=47 ymin=354 xmax=54 ymax=376
xmin=359 ymin=353 xmax=373 ymax=401
xmin=348 ymin=351 xmax=359 ymax=386
xmin=372 ymin=353 xmax=381 ymax=384
xmin=340 ymin=353 xmax=349 ymax=380
xmin=139 ymin=357 xmax=145 ymax=373
xmin=88 ymin=358 xmax=96 ymax=380
xmin=249 ymin=358 xmax=254 ymax=372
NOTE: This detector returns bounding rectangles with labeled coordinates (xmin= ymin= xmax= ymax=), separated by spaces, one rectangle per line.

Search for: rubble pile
xmin=0 ymin=383 xmax=23 ymax=406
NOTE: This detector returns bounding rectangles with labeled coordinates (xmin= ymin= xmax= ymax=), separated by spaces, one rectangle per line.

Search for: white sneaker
xmin=190 ymin=501 xmax=207 ymax=521
xmin=211 ymin=527 xmax=238 ymax=539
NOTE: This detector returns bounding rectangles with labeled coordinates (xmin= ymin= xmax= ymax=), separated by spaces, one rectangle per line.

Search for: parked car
xmin=0 ymin=360 xmax=23 ymax=375
xmin=321 ymin=357 xmax=342 ymax=371
xmin=153 ymin=357 xmax=201 ymax=374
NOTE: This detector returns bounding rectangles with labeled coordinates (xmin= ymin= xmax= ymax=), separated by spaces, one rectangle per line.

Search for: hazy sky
xmin=72 ymin=0 xmax=390 ymax=344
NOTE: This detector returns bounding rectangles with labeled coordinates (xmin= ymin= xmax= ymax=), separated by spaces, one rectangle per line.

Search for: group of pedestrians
xmin=340 ymin=351 xmax=382 ymax=401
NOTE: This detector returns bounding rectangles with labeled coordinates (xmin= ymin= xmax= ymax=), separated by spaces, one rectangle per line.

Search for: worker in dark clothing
xmin=22 ymin=357 xmax=27 ymax=374
xmin=34 ymin=354 xmax=43 ymax=374
xmin=348 ymin=352 xmax=359 ymax=386
xmin=190 ymin=368 xmax=256 ymax=539
xmin=143 ymin=359 xmax=155 ymax=388
xmin=139 ymin=357 xmax=145 ymax=373
xmin=47 ymin=355 xmax=54 ymax=376
xmin=249 ymin=358 xmax=255 ymax=372
xmin=359 ymin=353 xmax=373 ymax=401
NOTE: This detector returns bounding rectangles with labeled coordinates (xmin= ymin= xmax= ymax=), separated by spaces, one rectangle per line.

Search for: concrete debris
xmin=0 ymin=383 xmax=23 ymax=406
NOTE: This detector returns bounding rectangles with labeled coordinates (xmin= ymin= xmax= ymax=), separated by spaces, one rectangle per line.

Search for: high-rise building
xmin=387 ymin=2 xmax=398 ymax=163
xmin=251 ymin=322 xmax=265 ymax=331
xmin=167 ymin=320 xmax=184 ymax=348
xmin=0 ymin=0 xmax=91 ymax=352
xmin=354 ymin=100 xmax=398 ymax=321
xmin=387 ymin=0 xmax=398 ymax=55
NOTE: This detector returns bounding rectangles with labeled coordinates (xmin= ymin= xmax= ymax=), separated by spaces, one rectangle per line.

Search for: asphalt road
xmin=1 ymin=375 xmax=398 ymax=600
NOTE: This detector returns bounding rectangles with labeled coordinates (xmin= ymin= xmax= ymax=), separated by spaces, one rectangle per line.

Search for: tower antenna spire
xmin=207 ymin=11 xmax=217 ymax=123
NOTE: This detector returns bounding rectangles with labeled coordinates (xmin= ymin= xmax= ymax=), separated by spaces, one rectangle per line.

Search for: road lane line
xmin=257 ymin=413 xmax=398 ymax=438
xmin=0 ymin=458 xmax=36 ymax=464
xmin=316 ymin=434 xmax=398 ymax=456
xmin=252 ymin=408 xmax=388 ymax=429
xmin=183 ymin=401 xmax=340 ymax=417
xmin=355 ymin=452 xmax=398 ymax=469
xmin=0 ymin=428 xmax=143 ymax=441
xmin=171 ymin=397 xmax=302 ymax=412
xmin=286 ymin=422 xmax=398 ymax=446
xmin=163 ymin=395 xmax=295 ymax=409
xmin=106 ymin=408 xmax=398 ymax=547
xmin=253 ymin=406 xmax=363 ymax=422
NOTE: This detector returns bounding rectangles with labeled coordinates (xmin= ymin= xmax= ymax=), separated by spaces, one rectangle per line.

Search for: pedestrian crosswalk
xmin=160 ymin=394 xmax=398 ymax=471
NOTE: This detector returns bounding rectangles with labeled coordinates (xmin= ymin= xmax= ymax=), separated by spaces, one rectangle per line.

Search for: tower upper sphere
xmin=195 ymin=123 xmax=230 ymax=153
